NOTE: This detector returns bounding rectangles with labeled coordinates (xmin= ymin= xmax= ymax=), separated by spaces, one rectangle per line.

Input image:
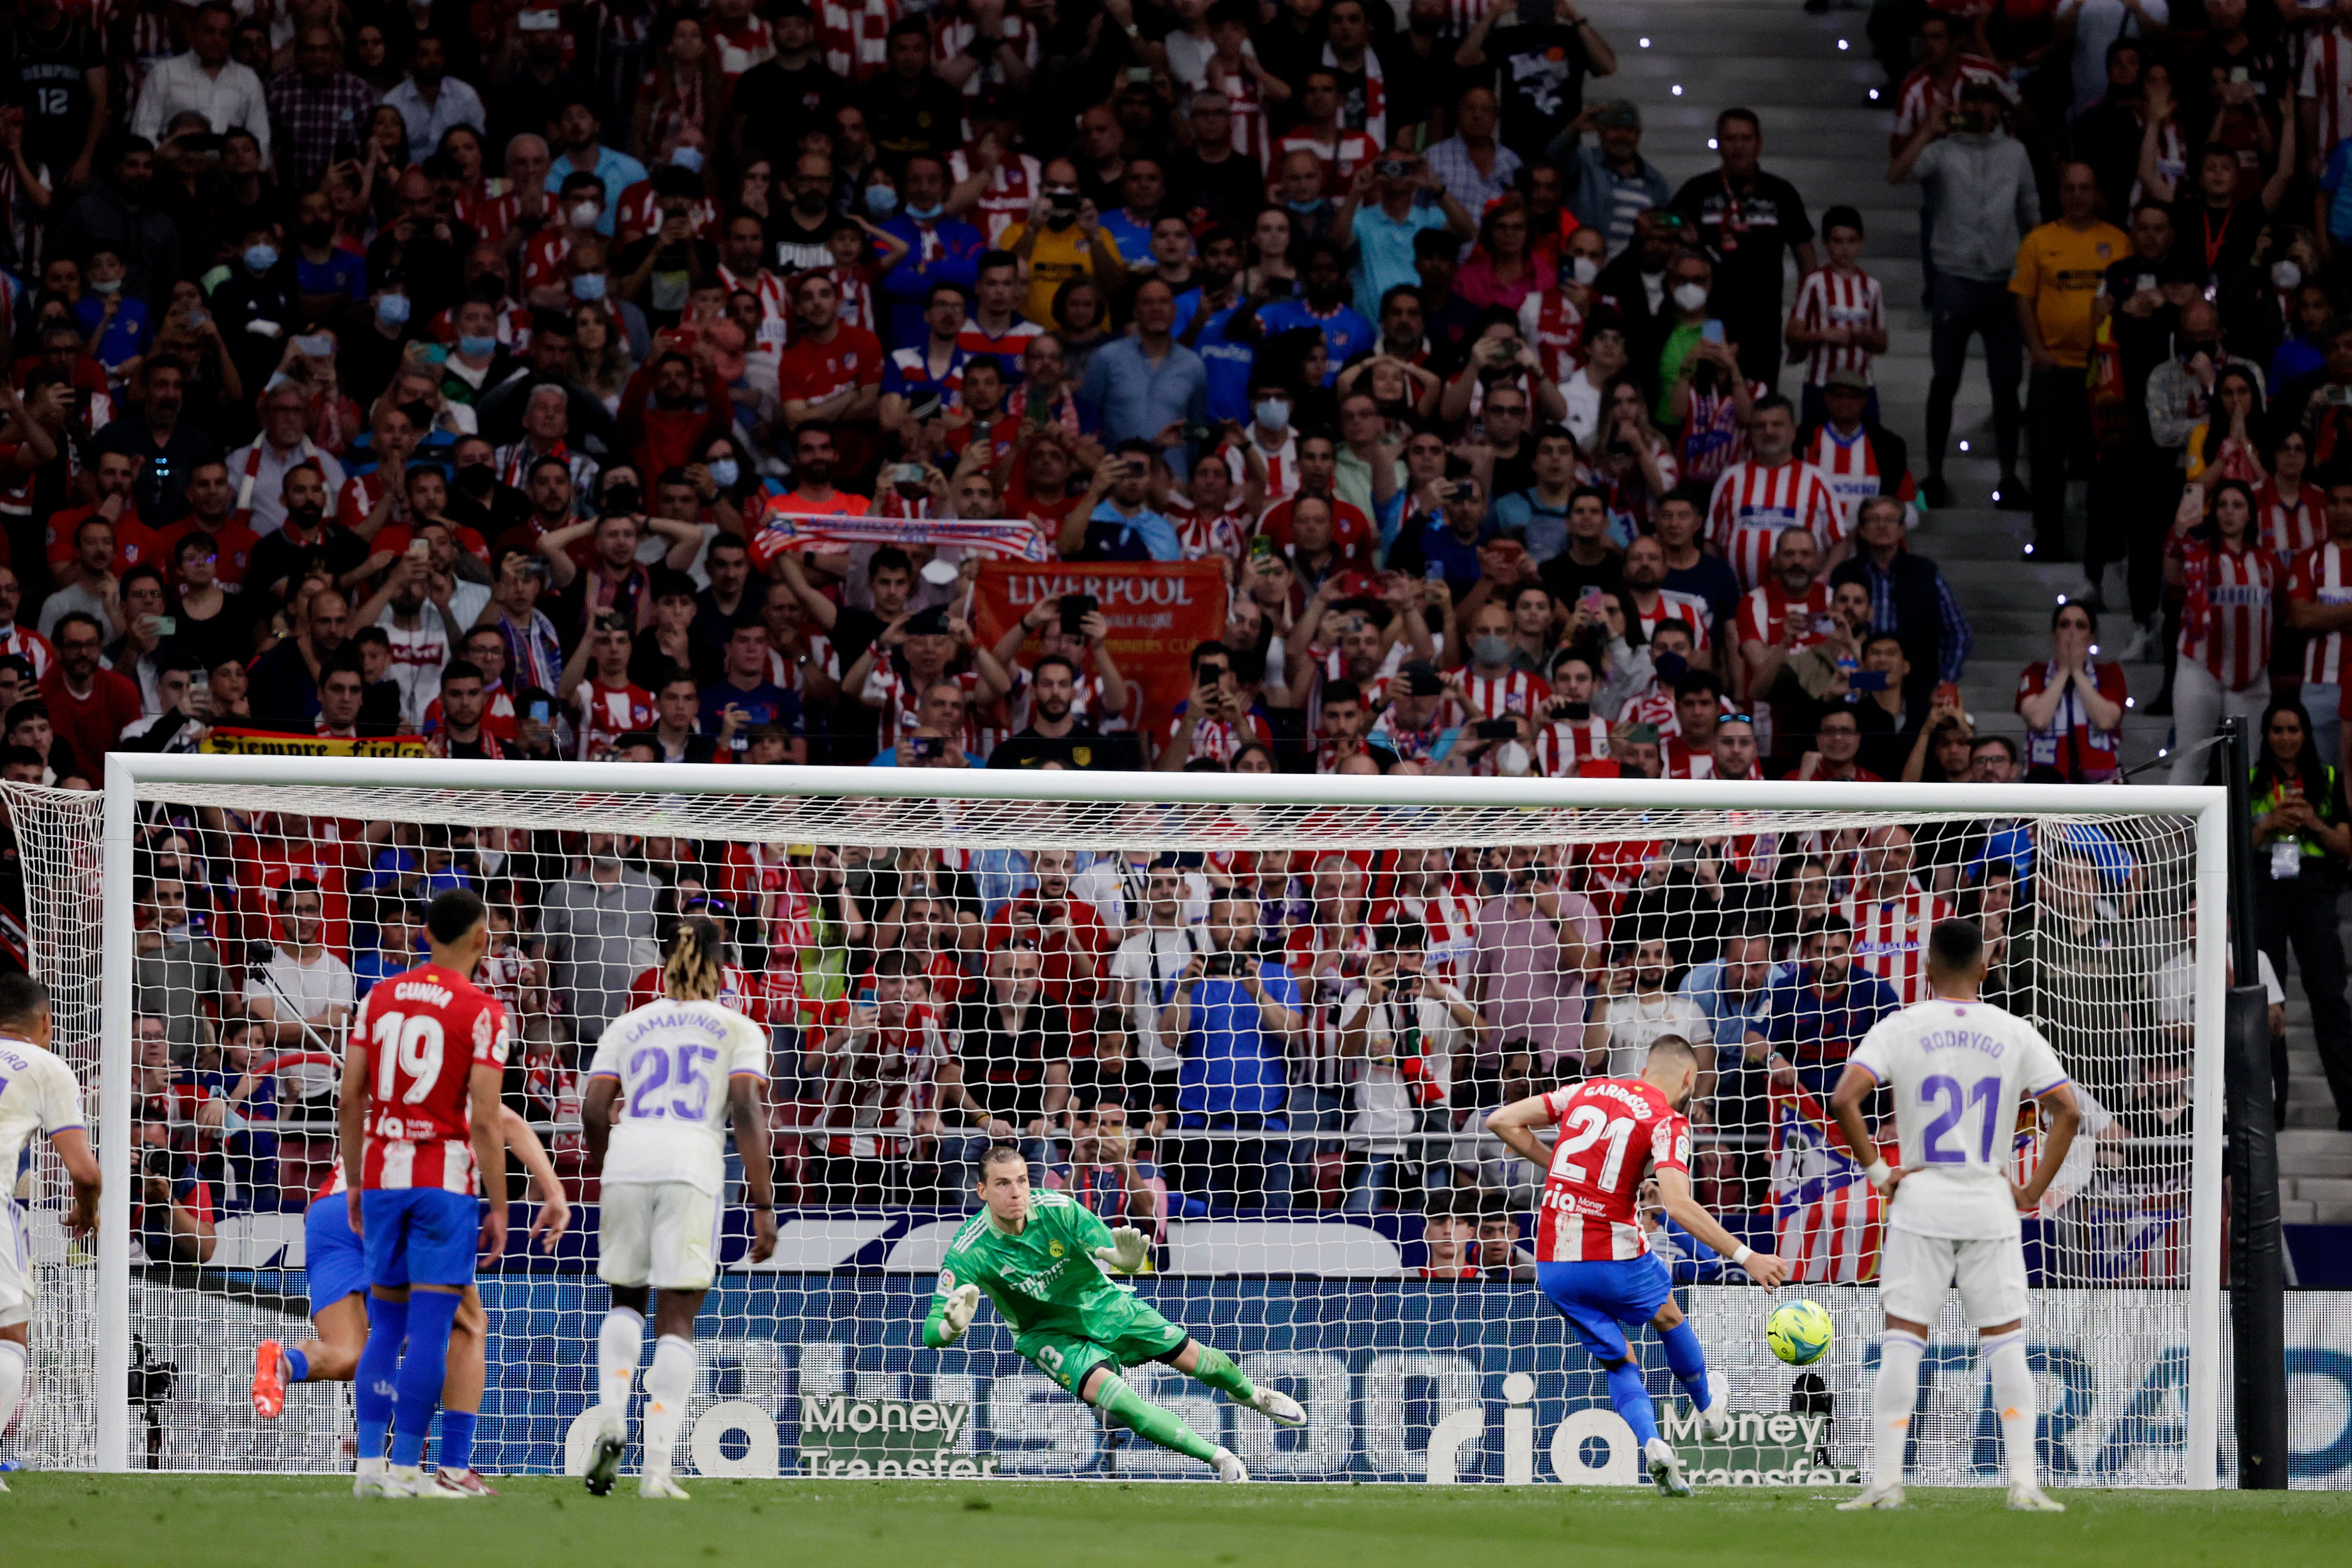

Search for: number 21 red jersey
xmin=355 ymin=962 xmax=510 ymax=1193
xmin=1534 ymin=1076 xmax=1690 ymax=1262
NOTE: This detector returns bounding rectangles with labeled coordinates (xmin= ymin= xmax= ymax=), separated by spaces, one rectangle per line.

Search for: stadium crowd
xmin=0 ymin=0 xmax=2311 ymax=1268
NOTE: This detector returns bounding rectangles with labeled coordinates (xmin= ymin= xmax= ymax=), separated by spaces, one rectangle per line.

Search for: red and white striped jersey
xmin=1734 ymin=578 xmax=1835 ymax=650
xmin=1208 ymin=64 xmax=1273 ymax=168
xmin=354 ymin=963 xmax=509 ymax=1193
xmin=1377 ymin=885 xmax=1480 ymax=979
xmin=1531 ymin=1075 xmax=1690 ymax=1262
xmin=1166 ymin=702 xmax=1275 ymax=763
xmin=521 ymin=228 xmax=573 ymax=294
xmin=865 ymin=663 xmax=987 ymax=755
xmin=933 ymin=12 xmax=1036 ymax=100
xmin=1446 ymin=666 xmax=1550 ymax=723
xmin=1801 ymin=420 xmax=1909 ymax=532
xmin=573 ymin=678 xmax=656 ymax=760
xmin=1788 ymin=266 xmax=1883 ymax=386
xmin=957 ymin=314 xmax=1046 ymax=368
xmin=2303 ymin=27 xmax=2352 ymax=157
xmin=1891 ymin=52 xmax=2017 ymax=139
xmin=0 ymin=623 xmax=54 ymax=679
xmin=1225 ymin=428 xmax=1299 ymax=501
xmin=818 ymin=0 xmax=896 ymax=80
xmin=709 ymin=13 xmax=776 ymax=81
xmin=1838 ymin=882 xmax=1954 ymax=1006
xmin=1662 ymin=736 xmax=1715 ymax=778
xmin=1707 ymin=458 xmax=1847 ymax=592
xmin=767 ymin=633 xmax=840 ymax=694
xmin=614 ymin=183 xmax=719 ymax=242
xmin=1629 ymin=588 xmax=1714 ymax=649
xmin=461 ymin=187 xmax=522 ymax=247
xmin=718 ymin=263 xmax=792 ymax=327
xmin=2259 ymin=478 xmax=2327 ymax=558
xmin=948 ymin=147 xmax=1043 ymax=244
xmin=818 ymin=1004 xmax=948 ymax=1158
xmin=2292 ymin=540 xmax=2352 ymax=683
xmin=1517 ymin=289 xmax=1585 ymax=388
xmin=1005 ymin=662 xmax=1124 ymax=732
xmin=1535 ymin=716 xmax=1609 ymax=775
xmin=2177 ymin=537 xmax=2280 ymax=691
xmin=1171 ymin=502 xmax=1249 ymax=563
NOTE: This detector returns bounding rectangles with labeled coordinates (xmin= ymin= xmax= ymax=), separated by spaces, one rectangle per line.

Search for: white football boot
xmin=1245 ymin=1386 xmax=1307 ymax=1427
xmin=1695 ymin=1372 xmax=1732 ymax=1442
xmin=2008 ymin=1484 xmax=2066 ymax=1513
xmin=1837 ymin=1482 xmax=1907 ymax=1510
xmin=639 ymin=1473 xmax=691 ymax=1500
xmin=1211 ymin=1447 xmax=1250 ymax=1483
xmin=1644 ymin=1437 xmax=1691 ymax=1497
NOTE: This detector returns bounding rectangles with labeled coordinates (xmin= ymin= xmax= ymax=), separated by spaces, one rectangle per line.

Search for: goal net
xmin=9 ymin=760 xmax=2231 ymax=1487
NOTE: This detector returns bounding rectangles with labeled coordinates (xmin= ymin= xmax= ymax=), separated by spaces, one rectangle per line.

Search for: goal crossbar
xmin=83 ymin=755 xmax=2230 ymax=1484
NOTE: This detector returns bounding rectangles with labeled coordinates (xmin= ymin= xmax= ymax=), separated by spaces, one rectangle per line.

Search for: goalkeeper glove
xmin=1093 ymin=1225 xmax=1150 ymax=1274
xmin=938 ymin=1284 xmax=981 ymax=1343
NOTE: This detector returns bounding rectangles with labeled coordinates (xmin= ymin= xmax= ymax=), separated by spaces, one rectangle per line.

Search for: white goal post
xmin=43 ymin=757 xmax=2234 ymax=1482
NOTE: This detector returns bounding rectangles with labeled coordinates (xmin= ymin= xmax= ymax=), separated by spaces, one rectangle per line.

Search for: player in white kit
xmin=1827 ymin=917 xmax=2081 ymax=1513
xmin=581 ymin=917 xmax=778 ymax=1499
xmin=0 ymin=973 xmax=100 ymax=1489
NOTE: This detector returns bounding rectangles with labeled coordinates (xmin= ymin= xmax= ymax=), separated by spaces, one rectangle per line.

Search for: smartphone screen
xmin=1699 ymin=320 xmax=1725 ymax=345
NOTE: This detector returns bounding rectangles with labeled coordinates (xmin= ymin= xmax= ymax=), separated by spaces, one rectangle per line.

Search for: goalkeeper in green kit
xmin=923 ymin=1146 xmax=1305 ymax=1481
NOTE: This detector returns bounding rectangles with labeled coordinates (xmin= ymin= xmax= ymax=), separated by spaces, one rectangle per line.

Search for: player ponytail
xmin=663 ymin=915 xmax=729 ymax=1002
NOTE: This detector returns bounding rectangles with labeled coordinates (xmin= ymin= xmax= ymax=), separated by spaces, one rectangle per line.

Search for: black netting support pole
xmin=2224 ymin=716 xmax=2289 ymax=1488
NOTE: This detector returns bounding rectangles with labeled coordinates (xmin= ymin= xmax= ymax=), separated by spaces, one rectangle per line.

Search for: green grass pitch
xmin=4 ymin=1475 xmax=2348 ymax=1567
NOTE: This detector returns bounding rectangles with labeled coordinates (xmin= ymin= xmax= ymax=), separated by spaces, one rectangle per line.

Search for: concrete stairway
xmin=1578 ymin=0 xmax=2352 ymax=1225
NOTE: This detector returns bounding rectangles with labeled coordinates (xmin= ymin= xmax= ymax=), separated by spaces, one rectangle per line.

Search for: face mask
xmin=865 ymin=185 xmax=899 ymax=217
xmin=905 ymin=202 xmax=943 ymax=221
xmin=591 ymin=851 xmax=624 ymax=868
xmin=795 ymin=187 xmax=829 ymax=214
xmin=376 ymin=292 xmax=411 ymax=326
xmin=603 ymin=482 xmax=642 ymax=515
xmin=286 ymin=503 xmax=325 ymax=531
xmin=1671 ymin=282 xmax=1709 ymax=312
xmin=707 ymin=457 xmax=740 ymax=489
xmin=1571 ymin=255 xmax=1599 ymax=286
xmin=1495 ymin=739 xmax=1532 ymax=777
xmin=1286 ymin=197 xmax=1324 ymax=215
xmin=670 ymin=145 xmax=705 ymax=173
xmin=570 ymin=201 xmax=602 ymax=227
xmin=243 ymin=243 xmax=279 ymax=272
xmin=1652 ymin=650 xmax=1688 ymax=684
xmin=458 ymin=332 xmax=497 ymax=358
xmin=91 ymin=278 xmax=121 ymax=297
xmin=2273 ymin=259 xmax=2303 ymax=289
xmin=570 ymin=272 xmax=607 ymax=302
xmin=1253 ymin=398 xmax=1291 ymax=432
xmin=455 ymin=463 xmax=495 ymax=497
xmin=1470 ymin=633 xmax=1512 ymax=666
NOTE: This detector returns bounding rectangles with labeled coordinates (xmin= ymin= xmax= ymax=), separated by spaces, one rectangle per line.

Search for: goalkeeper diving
xmin=924 ymin=1144 xmax=1303 ymax=1480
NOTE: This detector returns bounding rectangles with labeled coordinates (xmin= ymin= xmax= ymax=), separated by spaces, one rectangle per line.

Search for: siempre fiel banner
xmin=972 ymin=561 xmax=1227 ymax=749
xmin=202 ymin=727 xmax=427 ymax=758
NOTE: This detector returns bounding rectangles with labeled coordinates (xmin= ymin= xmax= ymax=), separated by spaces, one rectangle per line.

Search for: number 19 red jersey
xmin=355 ymin=962 xmax=510 ymax=1193
xmin=1534 ymin=1076 xmax=1690 ymax=1262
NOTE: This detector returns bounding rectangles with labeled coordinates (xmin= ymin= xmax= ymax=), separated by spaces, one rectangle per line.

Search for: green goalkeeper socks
xmin=1091 ymin=1373 xmax=1220 ymax=1465
xmin=1186 ymin=1344 xmax=1256 ymax=1404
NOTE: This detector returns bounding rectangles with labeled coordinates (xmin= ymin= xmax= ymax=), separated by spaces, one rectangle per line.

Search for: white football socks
xmin=0 ymin=1339 xmax=25 ymax=1450
xmin=1983 ymin=1330 xmax=2038 ymax=1491
xmin=598 ymin=1307 xmax=645 ymax=1435
xmin=1870 ymin=1330 xmax=1927 ymax=1492
xmin=641 ymin=1335 xmax=696 ymax=1481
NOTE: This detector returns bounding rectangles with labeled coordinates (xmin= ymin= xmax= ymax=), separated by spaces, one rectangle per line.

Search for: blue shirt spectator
xmin=877 ymin=212 xmax=984 ymax=350
xmin=1748 ymin=933 xmax=1900 ymax=1099
xmin=1678 ymin=943 xmax=1777 ymax=1065
xmin=2323 ymin=137 xmax=2352 ymax=246
xmin=1177 ymin=956 xmax=1297 ymax=1120
xmin=295 ymin=245 xmax=367 ymax=302
xmin=698 ymin=680 xmax=803 ymax=734
xmin=1257 ymin=295 xmax=1376 ymax=386
xmin=544 ymin=142 xmax=649 ymax=236
xmin=1347 ymin=196 xmax=1455 ymax=320
xmin=1188 ymin=303 xmax=1257 ymax=424
xmin=1079 ymin=498 xmax=1183 ymax=561
xmin=75 ymin=293 xmax=151 ymax=369
xmin=1491 ymin=487 xmax=1571 ymax=561
xmin=1077 ymin=332 xmax=1210 ymax=455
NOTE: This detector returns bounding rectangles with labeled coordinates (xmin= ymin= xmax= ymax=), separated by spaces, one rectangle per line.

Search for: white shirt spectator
xmin=1594 ymin=985 xmax=1712 ymax=1079
xmin=225 ymin=435 xmax=347 ymax=537
xmin=378 ymin=74 xmax=487 ymax=165
xmin=242 ymin=945 xmax=354 ymax=1036
xmin=131 ymin=51 xmax=272 ymax=161
xmin=1108 ymin=924 xmax=1207 ymax=1073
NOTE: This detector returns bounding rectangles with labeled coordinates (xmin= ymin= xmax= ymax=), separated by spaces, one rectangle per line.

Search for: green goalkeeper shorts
xmin=1015 ymin=1295 xmax=1189 ymax=1396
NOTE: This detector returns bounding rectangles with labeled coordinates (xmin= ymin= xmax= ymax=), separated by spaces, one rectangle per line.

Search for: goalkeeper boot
xmin=392 ymin=1464 xmax=470 ymax=1498
xmin=353 ymin=1458 xmax=397 ymax=1498
xmin=1837 ymin=1483 xmax=1905 ymax=1511
xmin=436 ymin=1468 xmax=499 ymax=1497
xmin=1696 ymin=1372 xmax=1731 ymax=1442
xmin=252 ymin=1340 xmax=286 ymax=1420
xmin=2007 ymin=1485 xmax=2065 ymax=1513
xmin=1211 ymin=1447 xmax=1249 ymax=1483
xmin=1244 ymin=1386 xmax=1307 ymax=1427
xmin=640 ymin=1474 xmax=692 ymax=1500
xmin=1643 ymin=1437 xmax=1691 ymax=1498
xmin=584 ymin=1421 xmax=626 ymax=1498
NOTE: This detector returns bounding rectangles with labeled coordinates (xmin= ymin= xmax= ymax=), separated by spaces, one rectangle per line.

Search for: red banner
xmin=971 ymin=561 xmax=1228 ymax=755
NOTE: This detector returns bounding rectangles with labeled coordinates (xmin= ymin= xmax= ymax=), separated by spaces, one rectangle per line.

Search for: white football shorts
xmin=0 ymin=1196 xmax=34 ymax=1327
xmin=597 ymin=1181 xmax=721 ymax=1292
xmin=1877 ymin=1226 xmax=2029 ymax=1328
